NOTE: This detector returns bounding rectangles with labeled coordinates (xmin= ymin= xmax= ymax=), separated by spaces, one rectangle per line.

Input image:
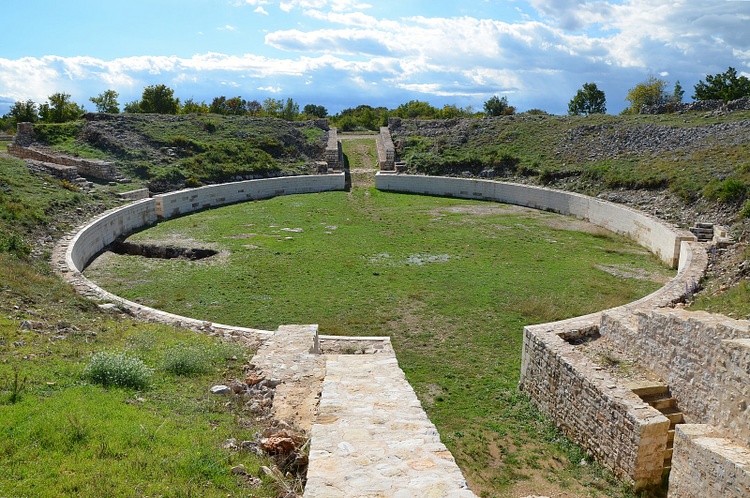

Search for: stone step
xmin=662 ymin=407 xmax=684 ymax=425
xmin=664 ymin=447 xmax=673 ymax=461
xmin=640 ymin=393 xmax=676 ymax=410
xmin=667 ymin=429 xmax=676 ymax=444
xmin=626 ymin=380 xmax=669 ymax=397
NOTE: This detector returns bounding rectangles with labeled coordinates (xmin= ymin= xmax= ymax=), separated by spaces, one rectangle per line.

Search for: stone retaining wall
xmin=325 ymin=127 xmax=343 ymax=171
xmin=7 ymin=144 xmax=120 ymax=180
xmin=376 ymin=126 xmax=395 ymax=170
xmin=155 ymin=174 xmax=345 ymax=219
xmin=519 ymin=240 xmax=707 ymax=489
xmin=375 ymin=173 xmax=694 ymax=268
xmin=600 ymin=308 xmax=750 ymax=445
xmin=668 ymin=425 xmax=750 ymax=498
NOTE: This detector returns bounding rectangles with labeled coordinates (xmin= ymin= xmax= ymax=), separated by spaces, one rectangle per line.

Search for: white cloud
xmin=258 ymin=85 xmax=282 ymax=93
xmin=1 ymin=0 xmax=749 ymax=116
xmin=219 ymin=25 xmax=237 ymax=31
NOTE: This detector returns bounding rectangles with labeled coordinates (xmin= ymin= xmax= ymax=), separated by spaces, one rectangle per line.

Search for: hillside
xmin=26 ymin=113 xmax=331 ymax=192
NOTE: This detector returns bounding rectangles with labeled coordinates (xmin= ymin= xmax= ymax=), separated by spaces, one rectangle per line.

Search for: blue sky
xmin=1 ymin=0 xmax=749 ymax=117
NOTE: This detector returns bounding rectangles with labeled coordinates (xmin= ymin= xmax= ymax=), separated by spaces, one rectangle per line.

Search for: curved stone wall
xmin=54 ymin=174 xmax=346 ymax=339
xmin=375 ymin=172 xmax=695 ymax=269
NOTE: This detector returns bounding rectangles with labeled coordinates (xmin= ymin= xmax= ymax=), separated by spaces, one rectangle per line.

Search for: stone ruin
xmin=9 ymin=122 xmax=124 ymax=182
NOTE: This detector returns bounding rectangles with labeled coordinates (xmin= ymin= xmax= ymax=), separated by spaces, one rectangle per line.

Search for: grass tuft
xmin=83 ymin=351 xmax=152 ymax=389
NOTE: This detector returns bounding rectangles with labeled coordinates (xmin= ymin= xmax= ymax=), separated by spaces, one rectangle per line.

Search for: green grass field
xmin=85 ymin=180 xmax=673 ymax=496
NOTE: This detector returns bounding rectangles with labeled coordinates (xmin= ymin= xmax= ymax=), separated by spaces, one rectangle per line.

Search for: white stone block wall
xmin=375 ymin=173 xmax=694 ymax=268
xmin=668 ymin=425 xmax=750 ymax=498
xmin=155 ymin=174 xmax=345 ymax=219
xmin=67 ymin=198 xmax=157 ymax=271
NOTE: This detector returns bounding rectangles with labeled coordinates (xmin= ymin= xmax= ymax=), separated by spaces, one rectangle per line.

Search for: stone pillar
xmin=14 ymin=122 xmax=34 ymax=146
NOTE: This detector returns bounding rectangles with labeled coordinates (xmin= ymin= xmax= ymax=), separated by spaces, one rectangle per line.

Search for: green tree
xmin=123 ymin=100 xmax=142 ymax=113
xmin=139 ymin=84 xmax=179 ymax=114
xmin=483 ymin=95 xmax=515 ymax=116
xmin=280 ymin=98 xmax=299 ymax=121
xmin=181 ymin=98 xmax=209 ymax=114
xmin=623 ymin=76 xmax=668 ymax=114
xmin=303 ymin=104 xmax=328 ymax=118
xmin=393 ymin=100 xmax=439 ymax=119
xmin=262 ymin=98 xmax=283 ymax=117
xmin=568 ymin=82 xmax=607 ymax=115
xmin=40 ymin=93 xmax=85 ymax=123
xmin=89 ymin=90 xmax=120 ymax=113
xmin=5 ymin=100 xmax=39 ymax=123
xmin=693 ymin=67 xmax=750 ymax=102
xmin=671 ymin=81 xmax=684 ymax=103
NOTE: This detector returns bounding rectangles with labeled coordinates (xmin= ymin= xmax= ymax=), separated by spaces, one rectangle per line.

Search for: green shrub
xmin=0 ymin=232 xmax=31 ymax=257
xmin=741 ymin=199 xmax=750 ymax=219
xmin=704 ymin=178 xmax=748 ymax=203
xmin=162 ymin=344 xmax=212 ymax=376
xmin=84 ymin=351 xmax=152 ymax=389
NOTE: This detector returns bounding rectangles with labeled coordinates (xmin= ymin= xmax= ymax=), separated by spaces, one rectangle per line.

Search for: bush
xmin=84 ymin=352 xmax=152 ymax=389
xmin=704 ymin=178 xmax=748 ymax=203
xmin=162 ymin=344 xmax=213 ymax=376
xmin=741 ymin=199 xmax=750 ymax=219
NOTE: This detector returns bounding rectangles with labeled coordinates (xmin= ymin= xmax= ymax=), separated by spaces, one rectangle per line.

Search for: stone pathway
xmin=305 ymin=353 xmax=477 ymax=497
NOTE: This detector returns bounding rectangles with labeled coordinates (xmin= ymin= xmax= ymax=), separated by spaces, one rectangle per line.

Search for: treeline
xmin=0 ymin=84 xmax=518 ymax=134
xmin=2 ymin=66 xmax=749 ymax=133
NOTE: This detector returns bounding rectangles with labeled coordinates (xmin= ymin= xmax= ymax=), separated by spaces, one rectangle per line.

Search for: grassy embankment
xmin=85 ymin=139 xmax=674 ymax=497
xmin=0 ymin=154 xmax=279 ymax=498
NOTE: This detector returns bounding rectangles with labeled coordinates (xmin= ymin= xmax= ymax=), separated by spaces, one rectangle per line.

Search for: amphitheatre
xmin=3 ymin=107 xmax=750 ymax=497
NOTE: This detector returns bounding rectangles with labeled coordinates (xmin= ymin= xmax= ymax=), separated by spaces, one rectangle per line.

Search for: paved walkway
xmin=305 ymin=353 xmax=476 ymax=497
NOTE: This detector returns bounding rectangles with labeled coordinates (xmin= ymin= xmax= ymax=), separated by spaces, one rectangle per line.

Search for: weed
xmin=3 ymin=365 xmax=27 ymax=404
xmin=83 ymin=351 xmax=152 ymax=389
xmin=162 ymin=344 xmax=212 ymax=376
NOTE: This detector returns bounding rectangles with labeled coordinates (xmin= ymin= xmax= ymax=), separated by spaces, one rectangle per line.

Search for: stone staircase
xmin=689 ymin=222 xmax=714 ymax=242
xmin=629 ymin=382 xmax=684 ymax=474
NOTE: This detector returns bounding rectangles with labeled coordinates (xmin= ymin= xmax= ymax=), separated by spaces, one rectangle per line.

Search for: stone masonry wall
xmin=520 ymin=322 xmax=670 ymax=488
xmin=600 ymin=308 xmax=750 ymax=445
xmin=668 ymin=425 xmax=750 ymax=498
xmin=7 ymin=144 xmax=120 ymax=181
xmin=376 ymin=126 xmax=395 ymax=170
xmin=325 ymin=127 xmax=343 ymax=170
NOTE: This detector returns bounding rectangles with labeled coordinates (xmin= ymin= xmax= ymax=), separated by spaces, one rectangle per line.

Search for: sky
xmin=1 ymin=0 xmax=749 ymax=117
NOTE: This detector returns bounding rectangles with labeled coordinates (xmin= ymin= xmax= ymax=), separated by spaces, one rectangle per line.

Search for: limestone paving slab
xmin=305 ymin=353 xmax=476 ymax=497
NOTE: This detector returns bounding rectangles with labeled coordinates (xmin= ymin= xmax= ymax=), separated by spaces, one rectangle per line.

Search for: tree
xmin=247 ymin=100 xmax=262 ymax=116
xmin=280 ymin=98 xmax=299 ymax=121
xmin=671 ymin=81 xmax=684 ymax=103
xmin=139 ymin=84 xmax=179 ymax=114
xmin=693 ymin=67 xmax=750 ymax=102
xmin=123 ymin=100 xmax=142 ymax=113
xmin=303 ymin=104 xmax=327 ymax=118
xmin=40 ymin=93 xmax=85 ymax=122
xmin=181 ymin=98 xmax=209 ymax=114
xmin=262 ymin=98 xmax=283 ymax=117
xmin=393 ymin=100 xmax=439 ymax=119
xmin=568 ymin=82 xmax=607 ymax=115
xmin=623 ymin=76 xmax=668 ymax=114
xmin=6 ymin=100 xmax=39 ymax=123
xmin=483 ymin=95 xmax=515 ymax=116
xmin=89 ymin=90 xmax=120 ymax=113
